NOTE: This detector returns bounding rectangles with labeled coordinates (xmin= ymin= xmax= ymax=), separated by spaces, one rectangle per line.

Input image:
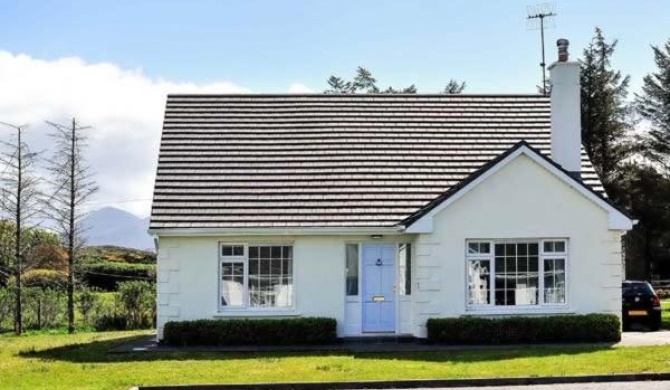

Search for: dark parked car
xmin=622 ymin=280 xmax=662 ymax=331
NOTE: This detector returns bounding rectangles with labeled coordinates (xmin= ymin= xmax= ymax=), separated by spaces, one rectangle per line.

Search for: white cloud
xmin=0 ymin=51 xmax=252 ymax=217
xmin=287 ymin=83 xmax=313 ymax=93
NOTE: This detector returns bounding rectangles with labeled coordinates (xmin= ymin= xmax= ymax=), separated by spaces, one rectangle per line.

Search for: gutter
xmin=147 ymin=226 xmax=407 ymax=237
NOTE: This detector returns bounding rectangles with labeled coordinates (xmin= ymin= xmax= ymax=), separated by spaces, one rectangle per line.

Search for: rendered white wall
xmin=412 ymin=154 xmax=624 ymax=337
xmin=156 ymin=234 xmax=412 ymax=339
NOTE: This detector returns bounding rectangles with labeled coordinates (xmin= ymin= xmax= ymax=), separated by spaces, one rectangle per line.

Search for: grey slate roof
xmin=150 ymin=94 xmax=604 ymax=230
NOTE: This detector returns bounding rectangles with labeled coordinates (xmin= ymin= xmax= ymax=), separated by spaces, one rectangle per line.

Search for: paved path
xmin=619 ymin=330 xmax=670 ymax=346
xmin=407 ymin=381 xmax=670 ymax=390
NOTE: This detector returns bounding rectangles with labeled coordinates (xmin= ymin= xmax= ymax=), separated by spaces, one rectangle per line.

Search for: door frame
xmin=360 ymin=242 xmax=398 ymax=334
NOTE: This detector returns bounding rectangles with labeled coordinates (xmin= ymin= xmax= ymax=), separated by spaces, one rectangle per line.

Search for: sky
xmin=0 ymin=0 xmax=668 ymax=217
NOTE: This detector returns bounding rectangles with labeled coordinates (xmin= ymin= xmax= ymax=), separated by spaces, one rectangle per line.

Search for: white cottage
xmin=150 ymin=40 xmax=634 ymax=340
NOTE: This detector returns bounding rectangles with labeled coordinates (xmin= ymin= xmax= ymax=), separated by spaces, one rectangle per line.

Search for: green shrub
xmin=0 ymin=288 xmax=13 ymax=330
xmin=76 ymin=287 xmax=101 ymax=325
xmin=22 ymin=288 xmax=65 ymax=329
xmin=94 ymin=313 xmax=128 ymax=331
xmin=116 ymin=281 xmax=155 ymax=329
xmin=426 ymin=314 xmax=621 ymax=344
xmin=163 ymin=317 xmax=337 ymax=346
xmin=21 ymin=269 xmax=67 ymax=291
xmin=79 ymin=261 xmax=155 ymax=291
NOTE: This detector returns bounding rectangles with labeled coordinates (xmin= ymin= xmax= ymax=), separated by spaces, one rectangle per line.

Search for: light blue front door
xmin=362 ymin=244 xmax=396 ymax=333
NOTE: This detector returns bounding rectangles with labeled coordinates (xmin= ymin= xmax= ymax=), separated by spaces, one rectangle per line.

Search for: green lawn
xmin=2 ymin=331 xmax=670 ymax=390
xmin=661 ymin=300 xmax=670 ymax=329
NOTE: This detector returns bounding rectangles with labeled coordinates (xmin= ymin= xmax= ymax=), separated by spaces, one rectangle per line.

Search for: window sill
xmin=465 ymin=306 xmax=573 ymax=316
xmin=213 ymin=310 xmax=301 ymax=318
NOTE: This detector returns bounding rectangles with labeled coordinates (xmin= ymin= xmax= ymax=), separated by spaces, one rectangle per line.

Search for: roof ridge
xmin=166 ymin=93 xmax=549 ymax=98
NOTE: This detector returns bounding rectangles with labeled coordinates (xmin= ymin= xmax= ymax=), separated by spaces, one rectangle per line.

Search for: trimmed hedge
xmin=163 ymin=317 xmax=337 ymax=346
xmin=426 ymin=314 xmax=621 ymax=344
xmin=79 ymin=261 xmax=155 ymax=291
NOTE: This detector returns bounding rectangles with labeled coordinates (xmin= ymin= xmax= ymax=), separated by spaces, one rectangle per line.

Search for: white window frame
xmin=218 ymin=242 xmax=295 ymax=312
xmin=465 ymin=239 xmax=569 ymax=313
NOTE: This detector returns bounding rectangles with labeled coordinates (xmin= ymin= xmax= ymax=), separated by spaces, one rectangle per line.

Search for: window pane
xmin=555 ymin=241 xmax=566 ymax=253
xmin=221 ymin=262 xmax=244 ymax=306
xmin=543 ymin=241 xmax=566 ymax=254
xmin=249 ymin=245 xmax=293 ymax=308
xmin=221 ymin=246 xmax=233 ymax=257
xmin=222 ymin=245 xmax=244 ymax=257
xmin=398 ymin=244 xmax=412 ymax=295
xmin=468 ymin=260 xmax=490 ymax=304
xmin=544 ymin=258 xmax=566 ymax=304
xmin=345 ymin=244 xmax=359 ymax=296
xmin=493 ymin=243 xmax=538 ymax=306
xmin=468 ymin=242 xmax=490 ymax=255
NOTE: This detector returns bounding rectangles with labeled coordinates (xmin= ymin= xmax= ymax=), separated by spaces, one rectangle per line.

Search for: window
xmin=345 ymin=244 xmax=359 ymax=296
xmin=466 ymin=239 xmax=567 ymax=309
xmin=220 ymin=244 xmax=293 ymax=309
xmin=398 ymin=243 xmax=412 ymax=295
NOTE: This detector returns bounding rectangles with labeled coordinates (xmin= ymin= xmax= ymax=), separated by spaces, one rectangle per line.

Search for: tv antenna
xmin=527 ymin=3 xmax=556 ymax=95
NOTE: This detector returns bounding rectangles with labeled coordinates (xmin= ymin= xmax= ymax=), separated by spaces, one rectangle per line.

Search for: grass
xmin=661 ymin=299 xmax=670 ymax=329
xmin=3 ymin=331 xmax=670 ymax=390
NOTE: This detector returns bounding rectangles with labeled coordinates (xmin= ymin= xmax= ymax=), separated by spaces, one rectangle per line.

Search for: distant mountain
xmin=82 ymin=207 xmax=153 ymax=250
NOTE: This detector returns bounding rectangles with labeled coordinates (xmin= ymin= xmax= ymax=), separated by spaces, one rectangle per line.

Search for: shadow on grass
xmin=19 ymin=334 xmax=617 ymax=364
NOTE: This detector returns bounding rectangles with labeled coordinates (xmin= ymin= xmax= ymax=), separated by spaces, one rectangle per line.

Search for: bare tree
xmin=44 ymin=118 xmax=98 ymax=334
xmin=0 ymin=122 xmax=42 ymax=335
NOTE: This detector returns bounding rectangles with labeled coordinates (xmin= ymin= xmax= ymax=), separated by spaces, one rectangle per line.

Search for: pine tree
xmin=443 ymin=79 xmax=466 ymax=94
xmin=636 ymin=39 xmax=670 ymax=170
xmin=324 ymin=67 xmax=463 ymax=94
xmin=579 ymin=28 xmax=633 ymax=188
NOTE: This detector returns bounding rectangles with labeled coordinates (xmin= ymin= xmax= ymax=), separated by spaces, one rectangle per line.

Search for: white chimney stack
xmin=548 ymin=38 xmax=581 ymax=176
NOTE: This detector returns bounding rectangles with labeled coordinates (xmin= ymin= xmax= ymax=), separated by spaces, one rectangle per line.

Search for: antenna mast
xmin=527 ymin=3 xmax=556 ymax=95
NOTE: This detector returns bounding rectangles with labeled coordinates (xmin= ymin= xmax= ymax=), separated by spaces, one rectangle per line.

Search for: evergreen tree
xmin=443 ymin=79 xmax=466 ymax=94
xmin=612 ymin=163 xmax=670 ymax=280
xmin=636 ymin=39 xmax=670 ymax=171
xmin=579 ymin=28 xmax=633 ymax=188
xmin=324 ymin=67 xmax=463 ymax=94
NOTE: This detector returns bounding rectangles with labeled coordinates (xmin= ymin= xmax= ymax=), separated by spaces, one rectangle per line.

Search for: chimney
xmin=548 ymin=38 xmax=581 ymax=177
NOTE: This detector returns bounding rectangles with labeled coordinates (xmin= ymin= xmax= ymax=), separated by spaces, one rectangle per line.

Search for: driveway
xmin=619 ymin=329 xmax=670 ymax=346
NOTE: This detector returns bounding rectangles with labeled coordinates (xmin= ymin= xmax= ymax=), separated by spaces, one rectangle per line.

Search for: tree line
xmin=326 ymin=28 xmax=670 ymax=281
xmin=0 ymin=119 xmax=96 ymax=335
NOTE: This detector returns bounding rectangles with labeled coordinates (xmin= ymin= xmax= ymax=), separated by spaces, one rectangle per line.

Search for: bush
xmin=163 ymin=317 xmax=337 ymax=346
xmin=0 ymin=288 xmax=13 ymax=330
xmin=22 ymin=287 xmax=65 ymax=329
xmin=21 ymin=269 xmax=67 ymax=291
xmin=79 ymin=261 xmax=155 ymax=291
xmin=76 ymin=287 xmax=101 ymax=325
xmin=116 ymin=281 xmax=155 ymax=329
xmin=426 ymin=314 xmax=621 ymax=344
xmin=94 ymin=313 xmax=128 ymax=331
